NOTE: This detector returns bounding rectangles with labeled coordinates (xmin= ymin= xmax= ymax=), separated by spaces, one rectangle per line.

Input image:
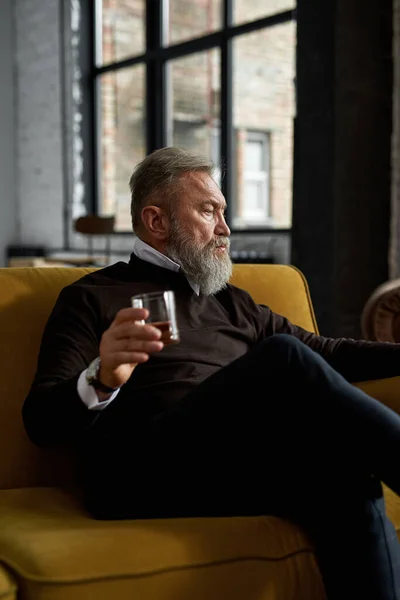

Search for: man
xmin=23 ymin=146 xmax=400 ymax=600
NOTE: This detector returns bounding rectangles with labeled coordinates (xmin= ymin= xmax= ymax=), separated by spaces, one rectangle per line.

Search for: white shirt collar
xmin=132 ymin=237 xmax=200 ymax=295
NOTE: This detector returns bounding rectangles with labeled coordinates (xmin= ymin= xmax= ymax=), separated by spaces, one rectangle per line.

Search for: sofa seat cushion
xmin=0 ymin=486 xmax=326 ymax=600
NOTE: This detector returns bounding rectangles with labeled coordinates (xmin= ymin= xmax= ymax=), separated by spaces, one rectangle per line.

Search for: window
xmin=235 ymin=130 xmax=271 ymax=227
xmin=91 ymin=0 xmax=296 ymax=232
xmin=170 ymin=48 xmax=220 ymax=163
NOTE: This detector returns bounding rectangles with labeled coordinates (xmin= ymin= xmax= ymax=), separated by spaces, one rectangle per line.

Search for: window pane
xmin=167 ymin=0 xmax=222 ymax=46
xmin=99 ymin=64 xmax=145 ymax=231
xmin=169 ymin=49 xmax=221 ymax=176
xmin=99 ymin=0 xmax=145 ymax=65
xmin=234 ymin=0 xmax=295 ymax=26
xmin=245 ymin=139 xmax=264 ymax=171
xmin=233 ymin=22 xmax=296 ymax=229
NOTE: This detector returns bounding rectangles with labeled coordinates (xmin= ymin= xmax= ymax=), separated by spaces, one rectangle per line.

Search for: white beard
xmin=166 ymin=225 xmax=232 ymax=296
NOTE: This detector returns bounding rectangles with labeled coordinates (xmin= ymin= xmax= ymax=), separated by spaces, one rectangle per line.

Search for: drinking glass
xmin=131 ymin=290 xmax=180 ymax=345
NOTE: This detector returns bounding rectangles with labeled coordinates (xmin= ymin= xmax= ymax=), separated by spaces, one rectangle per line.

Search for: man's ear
xmin=141 ymin=205 xmax=169 ymax=240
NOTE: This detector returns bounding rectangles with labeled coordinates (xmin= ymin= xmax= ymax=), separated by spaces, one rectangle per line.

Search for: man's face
xmin=165 ymin=171 xmax=233 ymax=295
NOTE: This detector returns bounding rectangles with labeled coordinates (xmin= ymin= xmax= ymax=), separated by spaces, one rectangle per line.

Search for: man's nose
xmin=216 ymin=216 xmax=231 ymax=237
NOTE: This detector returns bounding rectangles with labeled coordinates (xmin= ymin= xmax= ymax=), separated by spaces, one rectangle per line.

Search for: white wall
xmin=0 ymin=0 xmax=16 ymax=266
xmin=15 ymin=0 xmax=64 ymax=248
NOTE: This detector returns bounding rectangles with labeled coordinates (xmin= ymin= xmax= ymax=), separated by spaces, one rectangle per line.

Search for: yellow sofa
xmin=1 ymin=263 xmax=400 ymax=600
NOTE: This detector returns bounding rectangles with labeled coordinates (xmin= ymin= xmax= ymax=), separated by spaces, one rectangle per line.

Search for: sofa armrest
xmin=0 ymin=564 xmax=17 ymax=600
xmin=353 ymin=376 xmax=400 ymax=415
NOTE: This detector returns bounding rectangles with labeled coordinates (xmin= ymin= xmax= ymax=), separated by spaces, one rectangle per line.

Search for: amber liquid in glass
xmin=152 ymin=321 xmax=180 ymax=345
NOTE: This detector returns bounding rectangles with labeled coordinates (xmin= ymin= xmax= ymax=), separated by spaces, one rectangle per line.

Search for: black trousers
xmin=84 ymin=334 xmax=400 ymax=600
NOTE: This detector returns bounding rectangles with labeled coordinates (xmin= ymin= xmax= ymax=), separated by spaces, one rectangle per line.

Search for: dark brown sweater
xmin=22 ymin=254 xmax=400 ymax=447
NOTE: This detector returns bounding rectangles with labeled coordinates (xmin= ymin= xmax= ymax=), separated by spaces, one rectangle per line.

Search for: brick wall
xmin=233 ymin=21 xmax=295 ymax=228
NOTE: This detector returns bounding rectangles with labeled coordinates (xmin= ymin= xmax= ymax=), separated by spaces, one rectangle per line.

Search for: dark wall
xmin=292 ymin=0 xmax=393 ymax=338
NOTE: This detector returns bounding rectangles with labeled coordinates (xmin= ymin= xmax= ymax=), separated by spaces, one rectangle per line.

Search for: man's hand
xmin=98 ymin=307 xmax=163 ymax=389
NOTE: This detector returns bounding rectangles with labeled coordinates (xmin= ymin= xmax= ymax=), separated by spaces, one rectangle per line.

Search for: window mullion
xmin=146 ymin=0 xmax=166 ymax=152
xmin=220 ymin=0 xmax=233 ymax=225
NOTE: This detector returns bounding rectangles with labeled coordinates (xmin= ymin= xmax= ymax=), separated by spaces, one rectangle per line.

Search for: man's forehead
xmin=183 ymin=171 xmax=226 ymax=204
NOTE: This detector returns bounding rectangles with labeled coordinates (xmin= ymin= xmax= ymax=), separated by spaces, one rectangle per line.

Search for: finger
xmin=113 ymin=339 xmax=164 ymax=353
xmin=108 ymin=351 xmax=151 ymax=366
xmin=110 ymin=322 xmax=162 ymax=341
xmin=111 ymin=307 xmax=150 ymax=326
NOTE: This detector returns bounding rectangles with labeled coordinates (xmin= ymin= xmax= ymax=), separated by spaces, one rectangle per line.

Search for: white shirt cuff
xmin=77 ymin=369 xmax=120 ymax=410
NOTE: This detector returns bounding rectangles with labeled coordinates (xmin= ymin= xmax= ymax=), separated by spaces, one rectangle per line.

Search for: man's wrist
xmin=86 ymin=357 xmax=120 ymax=394
xmin=78 ymin=369 xmax=119 ymax=410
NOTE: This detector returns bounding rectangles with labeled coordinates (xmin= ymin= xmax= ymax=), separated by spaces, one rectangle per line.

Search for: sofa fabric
xmin=0 ymin=487 xmax=327 ymax=600
xmin=0 ymin=565 xmax=17 ymax=600
xmin=0 ymin=264 xmax=399 ymax=600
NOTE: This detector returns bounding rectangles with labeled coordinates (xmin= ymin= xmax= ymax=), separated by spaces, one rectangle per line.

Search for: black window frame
xmin=87 ymin=0 xmax=296 ymax=235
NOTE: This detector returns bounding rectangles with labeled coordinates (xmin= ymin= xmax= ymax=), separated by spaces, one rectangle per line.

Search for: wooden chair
xmin=361 ymin=278 xmax=400 ymax=342
xmin=74 ymin=214 xmax=115 ymax=266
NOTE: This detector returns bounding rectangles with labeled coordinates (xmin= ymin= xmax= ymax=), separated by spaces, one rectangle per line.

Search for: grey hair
xmin=129 ymin=146 xmax=216 ymax=233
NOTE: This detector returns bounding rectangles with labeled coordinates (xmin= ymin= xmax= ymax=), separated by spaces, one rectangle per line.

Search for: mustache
xmin=210 ymin=237 xmax=230 ymax=250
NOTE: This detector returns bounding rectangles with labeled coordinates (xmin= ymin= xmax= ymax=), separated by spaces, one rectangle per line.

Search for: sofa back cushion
xmin=0 ymin=263 xmax=317 ymax=489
